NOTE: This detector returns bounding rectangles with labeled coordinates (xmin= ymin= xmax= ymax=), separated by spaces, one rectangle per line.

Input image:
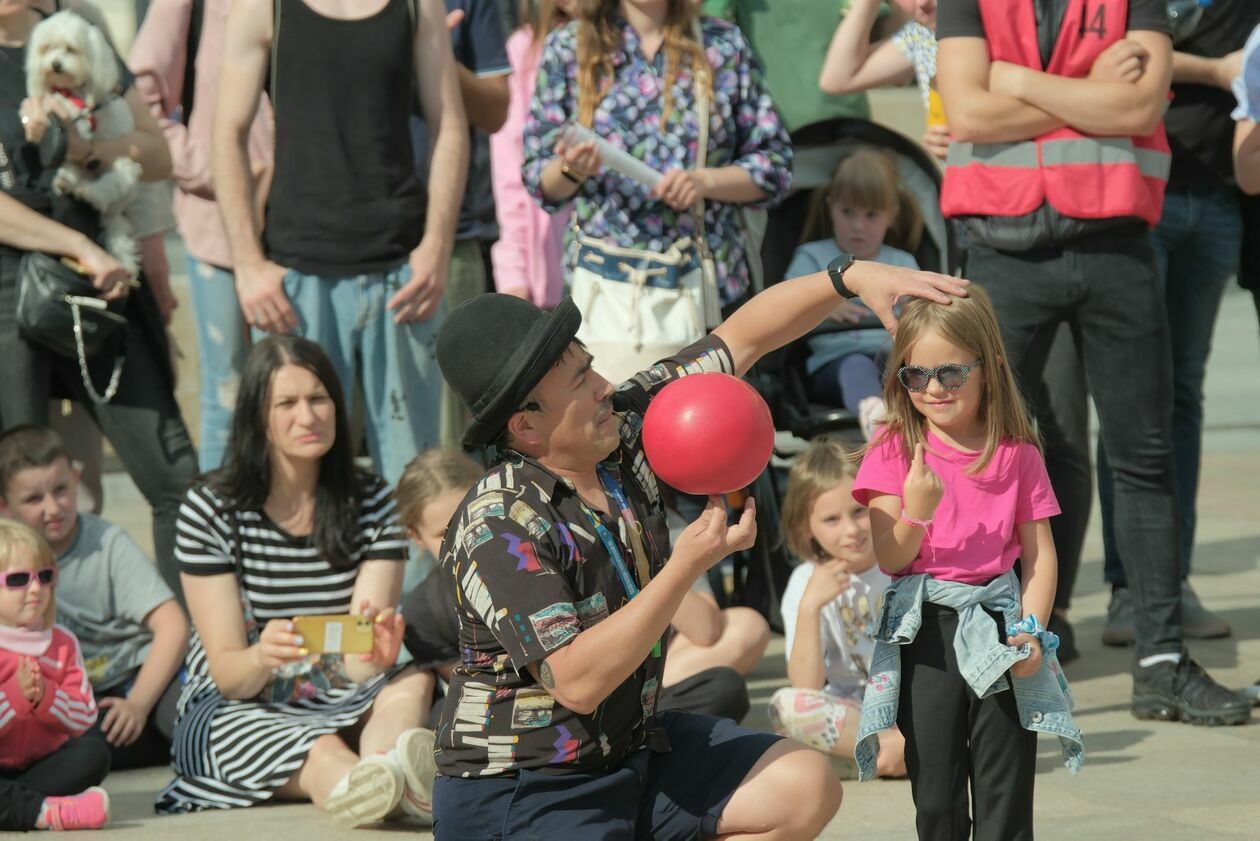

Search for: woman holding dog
xmin=0 ymin=0 xmax=196 ymax=599
xmin=157 ymin=335 xmax=438 ymax=828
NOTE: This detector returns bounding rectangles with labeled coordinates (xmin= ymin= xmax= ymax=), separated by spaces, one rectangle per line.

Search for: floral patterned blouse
xmin=523 ymin=16 xmax=793 ymax=304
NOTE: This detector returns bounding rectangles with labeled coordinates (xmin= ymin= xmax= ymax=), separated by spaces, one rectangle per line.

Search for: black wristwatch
xmin=827 ymin=252 xmax=858 ymax=299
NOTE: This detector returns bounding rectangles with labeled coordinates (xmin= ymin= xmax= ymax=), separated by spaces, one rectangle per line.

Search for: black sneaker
xmin=1048 ymin=612 xmax=1079 ymax=665
xmin=1132 ymin=655 xmax=1252 ymax=726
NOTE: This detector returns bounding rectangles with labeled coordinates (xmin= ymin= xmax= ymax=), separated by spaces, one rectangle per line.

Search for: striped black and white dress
xmin=156 ymin=473 xmax=409 ymax=813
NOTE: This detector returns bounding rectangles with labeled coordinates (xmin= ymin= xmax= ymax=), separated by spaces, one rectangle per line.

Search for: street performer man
xmin=430 ymin=259 xmax=967 ymax=839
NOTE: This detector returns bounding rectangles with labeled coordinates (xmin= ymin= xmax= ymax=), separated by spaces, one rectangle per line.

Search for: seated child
xmin=785 ymin=145 xmax=922 ymax=439
xmin=0 ymin=520 xmax=110 ymax=831
xmin=0 ymin=426 xmax=188 ymax=771
xmin=397 ymin=449 xmax=760 ymax=723
xmin=768 ymin=438 xmax=906 ymax=778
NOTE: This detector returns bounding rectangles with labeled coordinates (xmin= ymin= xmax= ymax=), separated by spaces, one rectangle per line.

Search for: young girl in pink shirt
xmin=852 ymin=285 xmax=1075 ymax=839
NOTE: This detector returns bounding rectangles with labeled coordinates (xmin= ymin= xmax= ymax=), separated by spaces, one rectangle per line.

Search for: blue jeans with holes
xmin=187 ymin=256 xmax=250 ymax=472
xmin=1099 ymin=186 xmax=1242 ymax=587
xmin=273 ymin=263 xmax=445 ymax=487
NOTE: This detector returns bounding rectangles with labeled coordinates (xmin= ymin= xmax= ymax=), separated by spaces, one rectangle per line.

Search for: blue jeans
xmin=969 ymin=225 xmax=1182 ymax=657
xmin=187 ymin=256 xmax=250 ymax=472
xmin=1099 ymin=187 xmax=1242 ymax=586
xmin=275 ymin=264 xmax=445 ymax=487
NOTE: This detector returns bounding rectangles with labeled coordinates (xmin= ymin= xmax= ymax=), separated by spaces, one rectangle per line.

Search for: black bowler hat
xmin=438 ymin=294 xmax=582 ymax=448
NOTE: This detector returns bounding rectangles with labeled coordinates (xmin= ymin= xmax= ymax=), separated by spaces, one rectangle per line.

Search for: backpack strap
xmin=269 ymin=0 xmax=283 ymax=109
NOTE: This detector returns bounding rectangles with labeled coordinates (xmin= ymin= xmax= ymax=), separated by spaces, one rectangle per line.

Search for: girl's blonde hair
xmin=394 ymin=449 xmax=484 ymax=530
xmin=575 ymin=0 xmax=712 ymax=127
xmin=521 ymin=0 xmax=573 ymax=51
xmin=780 ymin=437 xmax=860 ymax=563
xmin=877 ymin=284 xmax=1038 ymax=474
xmin=0 ymin=519 xmax=58 ymax=629
xmin=805 ymin=145 xmax=924 ymax=255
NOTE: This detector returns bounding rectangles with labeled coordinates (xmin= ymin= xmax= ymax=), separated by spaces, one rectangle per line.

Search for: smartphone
xmin=292 ymin=614 xmax=374 ymax=655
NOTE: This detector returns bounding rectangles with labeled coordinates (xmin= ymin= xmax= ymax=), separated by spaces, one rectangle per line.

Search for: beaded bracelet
xmin=900 ymin=512 xmax=932 ymax=529
xmin=1006 ymin=613 xmax=1061 ymax=655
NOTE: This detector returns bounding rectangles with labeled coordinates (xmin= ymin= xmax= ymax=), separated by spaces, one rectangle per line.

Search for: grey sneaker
xmin=1101 ymin=587 xmax=1136 ymax=647
xmin=1244 ymin=680 xmax=1260 ymax=705
xmin=1181 ymin=581 xmax=1232 ymax=639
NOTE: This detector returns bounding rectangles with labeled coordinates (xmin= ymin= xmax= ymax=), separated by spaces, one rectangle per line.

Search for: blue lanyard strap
xmin=579 ymin=465 xmax=662 ymax=658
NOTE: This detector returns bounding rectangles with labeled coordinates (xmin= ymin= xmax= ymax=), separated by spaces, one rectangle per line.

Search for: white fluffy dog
xmin=26 ymin=11 xmax=142 ymax=275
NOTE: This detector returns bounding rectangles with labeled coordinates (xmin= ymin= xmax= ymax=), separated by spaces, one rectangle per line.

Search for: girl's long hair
xmin=0 ymin=520 xmax=58 ymax=629
xmin=575 ymin=0 xmax=712 ymax=127
xmin=780 ymin=437 xmax=860 ymax=564
xmin=876 ymin=284 xmax=1038 ymax=474
xmin=523 ymin=0 xmax=573 ymax=51
xmin=209 ymin=335 xmax=365 ymax=570
xmin=803 ymin=145 xmax=924 ymax=255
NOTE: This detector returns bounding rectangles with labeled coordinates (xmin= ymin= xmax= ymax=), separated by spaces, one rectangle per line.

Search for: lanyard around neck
xmin=577 ymin=464 xmax=653 ymax=601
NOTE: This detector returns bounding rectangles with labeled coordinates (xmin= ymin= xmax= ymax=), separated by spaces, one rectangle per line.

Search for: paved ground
xmin=63 ymin=252 xmax=1260 ymax=840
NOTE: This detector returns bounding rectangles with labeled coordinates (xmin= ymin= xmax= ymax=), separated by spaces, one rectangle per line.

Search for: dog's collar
xmin=52 ymin=87 xmax=95 ymax=130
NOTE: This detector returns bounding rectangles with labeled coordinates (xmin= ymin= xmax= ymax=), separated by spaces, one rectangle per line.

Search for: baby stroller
xmin=729 ymin=117 xmax=960 ymax=631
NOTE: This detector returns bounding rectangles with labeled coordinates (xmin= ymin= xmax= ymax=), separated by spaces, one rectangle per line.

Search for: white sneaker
xmin=391 ymin=727 xmax=438 ymax=822
xmin=325 ymin=753 xmax=404 ymax=828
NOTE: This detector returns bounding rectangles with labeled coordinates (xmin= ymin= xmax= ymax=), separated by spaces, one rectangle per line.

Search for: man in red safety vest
xmin=936 ymin=0 xmax=1251 ymax=742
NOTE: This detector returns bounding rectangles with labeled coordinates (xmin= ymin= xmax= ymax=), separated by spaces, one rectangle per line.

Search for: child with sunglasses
xmin=0 ymin=520 xmax=110 ymax=831
xmin=851 ymin=285 xmax=1083 ymax=840
xmin=0 ymin=426 xmax=188 ymax=772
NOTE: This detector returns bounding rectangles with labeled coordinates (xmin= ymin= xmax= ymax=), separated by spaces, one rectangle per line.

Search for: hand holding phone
xmin=292 ymin=614 xmax=375 ymax=655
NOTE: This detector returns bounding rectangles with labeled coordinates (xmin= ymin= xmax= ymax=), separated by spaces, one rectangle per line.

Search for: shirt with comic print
xmin=435 ymin=336 xmax=737 ymax=778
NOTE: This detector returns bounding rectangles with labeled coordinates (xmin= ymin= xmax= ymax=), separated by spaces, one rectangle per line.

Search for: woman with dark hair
xmin=157 ymin=335 xmax=439 ymax=827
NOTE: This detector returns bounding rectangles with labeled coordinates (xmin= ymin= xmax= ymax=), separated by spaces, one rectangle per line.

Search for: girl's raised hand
xmin=902 ymin=443 xmax=944 ymax=521
xmin=801 ymin=560 xmax=851 ymax=613
xmin=1007 ymin=633 xmax=1043 ymax=678
xmin=18 ymin=656 xmax=44 ymax=704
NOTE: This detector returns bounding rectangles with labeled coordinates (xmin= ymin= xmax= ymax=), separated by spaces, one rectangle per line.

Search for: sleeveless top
xmin=264 ymin=0 xmax=426 ymax=276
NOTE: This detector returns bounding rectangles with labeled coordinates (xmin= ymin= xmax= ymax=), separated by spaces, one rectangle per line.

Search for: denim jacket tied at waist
xmin=854 ymin=571 xmax=1085 ymax=781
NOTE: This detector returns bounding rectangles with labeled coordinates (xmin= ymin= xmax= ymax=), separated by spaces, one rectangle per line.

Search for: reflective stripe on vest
xmin=946 ymin=138 xmax=1170 ymax=181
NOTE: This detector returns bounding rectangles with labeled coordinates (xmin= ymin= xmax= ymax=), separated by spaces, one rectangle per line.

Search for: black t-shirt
xmin=1163 ymin=0 xmax=1260 ymax=190
xmin=936 ymin=0 xmax=1171 ymax=42
xmin=434 ymin=336 xmax=738 ymax=778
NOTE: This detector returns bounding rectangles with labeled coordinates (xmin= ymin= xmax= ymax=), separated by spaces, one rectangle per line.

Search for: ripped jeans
xmin=273 ymin=263 xmax=445 ymax=487
xmin=187 ymin=256 xmax=249 ymax=472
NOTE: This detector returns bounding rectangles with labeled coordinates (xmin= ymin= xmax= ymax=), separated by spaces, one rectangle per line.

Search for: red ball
xmin=642 ymin=373 xmax=774 ymax=495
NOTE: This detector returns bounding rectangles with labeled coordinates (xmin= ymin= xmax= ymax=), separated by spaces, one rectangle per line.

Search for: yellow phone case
xmin=292 ymin=614 xmax=374 ymax=655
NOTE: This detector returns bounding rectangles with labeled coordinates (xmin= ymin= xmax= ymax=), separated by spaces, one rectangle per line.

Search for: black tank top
xmin=264 ymin=0 xmax=427 ymax=276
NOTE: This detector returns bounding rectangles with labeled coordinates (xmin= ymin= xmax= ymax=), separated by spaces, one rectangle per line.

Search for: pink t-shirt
xmin=853 ymin=429 xmax=1060 ymax=584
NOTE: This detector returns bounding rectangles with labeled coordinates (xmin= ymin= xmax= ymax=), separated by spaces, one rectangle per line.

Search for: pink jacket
xmin=128 ymin=0 xmax=275 ymax=270
xmin=0 ymin=626 xmax=98 ymax=770
xmin=490 ymin=28 xmax=569 ymax=309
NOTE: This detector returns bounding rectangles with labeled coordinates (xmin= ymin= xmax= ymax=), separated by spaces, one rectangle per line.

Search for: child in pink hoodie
xmin=0 ymin=521 xmax=109 ymax=831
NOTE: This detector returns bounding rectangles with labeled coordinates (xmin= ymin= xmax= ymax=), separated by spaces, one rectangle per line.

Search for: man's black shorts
xmin=432 ymin=711 xmax=783 ymax=840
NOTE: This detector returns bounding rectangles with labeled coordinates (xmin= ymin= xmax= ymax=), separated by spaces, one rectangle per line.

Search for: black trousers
xmin=0 ymin=250 xmax=198 ymax=601
xmin=0 ymin=735 xmax=112 ymax=830
xmin=897 ymin=603 xmax=1036 ymax=841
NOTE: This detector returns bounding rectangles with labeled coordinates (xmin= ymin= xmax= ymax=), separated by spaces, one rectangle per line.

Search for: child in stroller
xmin=784 ymin=145 xmax=923 ymax=440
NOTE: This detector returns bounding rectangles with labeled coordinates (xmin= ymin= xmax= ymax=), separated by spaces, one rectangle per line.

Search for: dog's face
xmin=25 ymin=11 xmax=118 ymax=106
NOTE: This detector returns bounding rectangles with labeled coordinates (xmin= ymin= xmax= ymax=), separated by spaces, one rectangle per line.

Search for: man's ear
xmin=507 ymin=409 xmax=539 ymax=448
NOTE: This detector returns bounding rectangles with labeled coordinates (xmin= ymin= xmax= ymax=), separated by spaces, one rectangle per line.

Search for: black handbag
xmin=15 ymin=251 xmax=127 ymax=403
